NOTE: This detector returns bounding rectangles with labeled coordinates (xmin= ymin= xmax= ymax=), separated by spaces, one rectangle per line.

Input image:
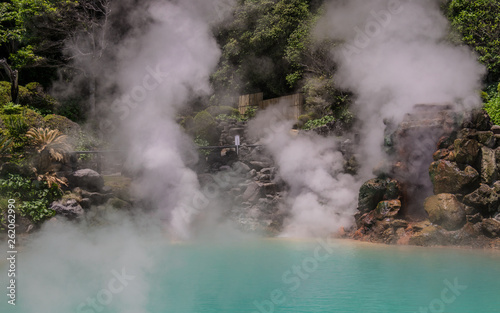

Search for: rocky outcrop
xmin=424 ymin=194 xmax=466 ymax=231
xmin=67 ymin=169 xmax=104 ymax=192
xmin=49 ymin=199 xmax=84 ymax=220
xmin=429 ymin=160 xmax=479 ymax=194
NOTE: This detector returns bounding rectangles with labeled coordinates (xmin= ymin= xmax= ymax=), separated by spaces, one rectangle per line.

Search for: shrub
xmin=484 ymin=83 xmax=500 ymax=125
xmin=44 ymin=114 xmax=80 ymax=135
xmin=0 ymin=174 xmax=61 ymax=223
xmin=192 ymin=110 xmax=219 ymax=144
xmin=302 ymin=115 xmax=335 ymax=130
xmin=447 ymin=0 xmax=500 ymax=83
xmin=0 ymin=81 xmax=58 ymax=115
xmin=205 ymin=105 xmax=240 ymax=117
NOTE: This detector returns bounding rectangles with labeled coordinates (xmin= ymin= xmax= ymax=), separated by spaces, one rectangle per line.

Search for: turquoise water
xmin=2 ymin=238 xmax=500 ymax=313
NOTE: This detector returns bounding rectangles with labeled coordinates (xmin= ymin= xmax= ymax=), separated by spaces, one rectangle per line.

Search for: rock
xmin=429 ymin=160 xmax=479 ymax=194
xmin=68 ymin=169 xmax=104 ymax=192
xmin=481 ymin=147 xmax=498 ymax=184
xmin=409 ymin=225 xmax=446 ymax=246
xmin=249 ymin=161 xmax=268 ymax=171
xmin=466 ymin=213 xmax=483 ymax=224
xmin=106 ymin=198 xmax=132 ymax=210
xmin=424 ymin=194 xmax=466 ymax=231
xmin=260 ymin=168 xmax=273 ymax=175
xmin=457 ymin=128 xmax=477 ymax=140
xmin=50 ymin=199 xmax=84 ymax=220
xmin=261 ymin=183 xmax=277 ymax=195
xmin=80 ymin=190 xmax=110 ymax=205
xmin=462 ymin=109 xmax=492 ymax=131
xmin=358 ymin=178 xmax=402 ymax=213
xmin=463 ymin=184 xmax=500 ymax=216
xmin=481 ymin=218 xmax=500 ymax=238
xmin=437 ymin=135 xmax=456 ymax=149
xmin=433 ymin=149 xmax=450 ymax=161
xmin=477 ymin=131 xmax=495 ymax=147
xmin=375 ymin=200 xmax=401 ymax=220
xmin=232 ymin=161 xmax=251 ymax=173
xmin=391 ymin=219 xmax=409 ymax=228
xmin=492 ymin=125 xmax=500 ymax=135
xmin=242 ymin=182 xmax=262 ymax=202
xmin=454 ymin=138 xmax=480 ymax=165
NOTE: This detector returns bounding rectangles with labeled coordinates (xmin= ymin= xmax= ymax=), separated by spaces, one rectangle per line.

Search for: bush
xmin=205 ymin=105 xmax=240 ymax=117
xmin=0 ymin=81 xmax=58 ymax=115
xmin=192 ymin=110 xmax=219 ymax=144
xmin=484 ymin=83 xmax=500 ymax=125
xmin=0 ymin=174 xmax=62 ymax=223
xmin=44 ymin=114 xmax=80 ymax=135
xmin=447 ymin=0 xmax=500 ymax=83
xmin=302 ymin=115 xmax=335 ymax=130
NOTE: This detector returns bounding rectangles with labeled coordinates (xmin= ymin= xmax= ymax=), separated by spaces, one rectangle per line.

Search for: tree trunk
xmin=0 ymin=59 xmax=19 ymax=104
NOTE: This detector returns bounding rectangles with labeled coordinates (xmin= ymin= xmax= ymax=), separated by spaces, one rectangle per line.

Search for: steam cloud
xmin=317 ymin=0 xmax=485 ymax=174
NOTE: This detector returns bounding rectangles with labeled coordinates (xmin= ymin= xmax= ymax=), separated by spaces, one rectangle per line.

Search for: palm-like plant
xmin=0 ymin=134 xmax=13 ymax=156
xmin=26 ymin=127 xmax=72 ymax=162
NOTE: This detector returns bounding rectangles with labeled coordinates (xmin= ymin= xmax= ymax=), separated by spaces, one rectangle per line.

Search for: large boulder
xmin=481 ymin=147 xmax=497 ymax=184
xmin=424 ymin=194 xmax=466 ymax=231
xmin=481 ymin=218 xmax=500 ymax=238
xmin=358 ymin=178 xmax=401 ymax=213
xmin=463 ymin=184 xmax=500 ymax=216
xmin=429 ymin=160 xmax=479 ymax=194
xmin=453 ymin=138 xmax=480 ymax=165
xmin=50 ymin=199 xmax=84 ymax=220
xmin=68 ymin=169 xmax=104 ymax=192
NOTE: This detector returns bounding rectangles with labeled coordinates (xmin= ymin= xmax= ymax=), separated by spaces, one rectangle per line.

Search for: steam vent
xmin=353 ymin=106 xmax=500 ymax=247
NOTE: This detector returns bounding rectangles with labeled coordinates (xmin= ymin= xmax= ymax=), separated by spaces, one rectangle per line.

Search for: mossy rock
xmin=44 ymin=114 xmax=80 ymax=135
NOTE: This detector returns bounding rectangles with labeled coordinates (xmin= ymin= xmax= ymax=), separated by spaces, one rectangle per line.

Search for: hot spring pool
xmin=2 ymin=238 xmax=500 ymax=313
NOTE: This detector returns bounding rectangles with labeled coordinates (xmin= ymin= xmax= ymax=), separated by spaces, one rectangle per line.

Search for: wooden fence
xmin=238 ymin=92 xmax=303 ymax=120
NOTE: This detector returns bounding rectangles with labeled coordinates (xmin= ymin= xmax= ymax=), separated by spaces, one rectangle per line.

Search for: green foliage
xmin=0 ymin=174 xmax=61 ymax=223
xmin=0 ymin=102 xmax=23 ymax=115
xmin=484 ymin=83 xmax=500 ymax=125
xmin=44 ymin=114 xmax=79 ymax=134
xmin=302 ymin=115 xmax=335 ymax=130
xmin=242 ymin=106 xmax=257 ymax=121
xmin=0 ymin=81 xmax=58 ymax=114
xmin=3 ymin=114 xmax=29 ymax=144
xmin=205 ymin=105 xmax=240 ymax=117
xmin=0 ymin=133 xmax=13 ymax=156
xmin=447 ymin=0 xmax=500 ymax=83
xmin=212 ymin=0 xmax=316 ymax=98
xmin=56 ymin=98 xmax=84 ymax=122
xmin=302 ymin=76 xmax=352 ymax=118
xmin=192 ymin=110 xmax=219 ymax=144
xmin=194 ymin=136 xmax=211 ymax=157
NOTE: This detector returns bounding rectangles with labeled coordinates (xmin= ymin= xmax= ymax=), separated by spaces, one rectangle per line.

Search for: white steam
xmin=110 ymin=0 xmax=233 ymax=239
xmin=248 ymin=104 xmax=359 ymax=237
xmin=317 ymin=0 xmax=485 ymax=173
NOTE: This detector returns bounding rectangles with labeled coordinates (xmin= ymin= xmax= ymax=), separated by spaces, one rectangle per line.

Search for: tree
xmin=447 ymin=0 xmax=500 ymax=84
xmin=0 ymin=59 xmax=19 ymax=103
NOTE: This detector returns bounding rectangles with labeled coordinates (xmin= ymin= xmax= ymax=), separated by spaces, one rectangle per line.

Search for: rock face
xmin=68 ymin=169 xmax=104 ymax=192
xmin=463 ymin=184 xmax=500 ymax=216
xmin=481 ymin=219 xmax=500 ymax=238
xmin=358 ymin=178 xmax=401 ymax=214
xmin=429 ymin=160 xmax=479 ymax=194
xmin=424 ymin=194 xmax=466 ymax=231
xmin=50 ymin=199 xmax=84 ymax=220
